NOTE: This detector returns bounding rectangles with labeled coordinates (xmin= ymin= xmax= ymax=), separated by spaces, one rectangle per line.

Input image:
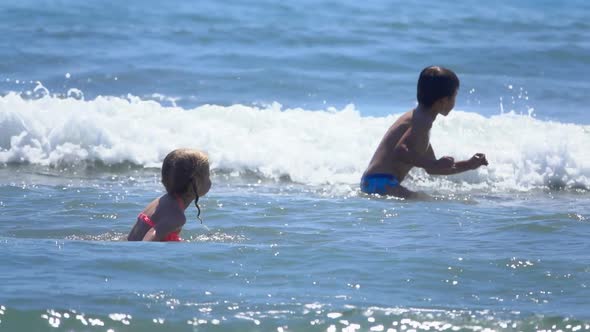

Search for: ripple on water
xmin=65 ymin=232 xmax=127 ymax=241
xmin=187 ymin=231 xmax=247 ymax=243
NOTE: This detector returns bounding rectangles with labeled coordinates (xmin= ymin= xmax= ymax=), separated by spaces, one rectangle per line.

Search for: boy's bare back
xmin=364 ymin=108 xmax=434 ymax=182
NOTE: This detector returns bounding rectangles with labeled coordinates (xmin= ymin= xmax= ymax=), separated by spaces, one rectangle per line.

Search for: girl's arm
xmin=142 ymin=215 xmax=186 ymax=241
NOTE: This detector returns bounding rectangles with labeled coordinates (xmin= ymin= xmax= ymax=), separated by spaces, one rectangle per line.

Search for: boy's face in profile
xmin=439 ymin=89 xmax=458 ymax=116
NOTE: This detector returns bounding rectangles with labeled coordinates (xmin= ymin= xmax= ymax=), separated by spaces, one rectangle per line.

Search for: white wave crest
xmin=1 ymin=93 xmax=589 ymax=191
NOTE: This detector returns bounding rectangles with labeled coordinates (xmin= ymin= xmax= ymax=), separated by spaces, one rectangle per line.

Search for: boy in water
xmin=361 ymin=66 xmax=488 ymax=198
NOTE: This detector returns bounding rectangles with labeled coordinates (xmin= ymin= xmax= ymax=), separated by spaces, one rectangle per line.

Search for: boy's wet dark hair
xmin=417 ymin=66 xmax=460 ymax=107
xmin=161 ymin=148 xmax=209 ymax=195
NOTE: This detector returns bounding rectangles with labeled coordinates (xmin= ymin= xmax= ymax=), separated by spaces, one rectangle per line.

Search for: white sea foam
xmin=0 ymin=93 xmax=589 ymax=191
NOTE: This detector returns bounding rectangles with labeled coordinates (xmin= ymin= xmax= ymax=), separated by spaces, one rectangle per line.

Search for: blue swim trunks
xmin=360 ymin=173 xmax=400 ymax=195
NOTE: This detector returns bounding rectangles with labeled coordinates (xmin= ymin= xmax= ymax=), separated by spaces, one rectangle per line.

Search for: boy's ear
xmin=431 ymin=97 xmax=445 ymax=110
xmin=439 ymin=95 xmax=454 ymax=106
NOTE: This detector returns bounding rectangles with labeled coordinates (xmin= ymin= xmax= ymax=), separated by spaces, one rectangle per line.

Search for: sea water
xmin=1 ymin=0 xmax=589 ymax=331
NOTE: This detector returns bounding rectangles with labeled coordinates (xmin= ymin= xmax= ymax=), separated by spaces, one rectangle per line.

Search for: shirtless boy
xmin=361 ymin=66 xmax=488 ymax=198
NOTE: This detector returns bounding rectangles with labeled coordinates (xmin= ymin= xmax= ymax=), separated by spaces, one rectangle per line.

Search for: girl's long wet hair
xmin=161 ymin=148 xmax=209 ymax=223
xmin=191 ymin=180 xmax=203 ymax=223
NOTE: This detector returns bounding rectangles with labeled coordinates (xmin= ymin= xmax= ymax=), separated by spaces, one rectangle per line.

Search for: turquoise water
xmin=1 ymin=0 xmax=590 ymax=331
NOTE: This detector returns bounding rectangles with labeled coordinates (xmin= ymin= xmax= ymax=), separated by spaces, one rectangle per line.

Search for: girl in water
xmin=127 ymin=148 xmax=211 ymax=241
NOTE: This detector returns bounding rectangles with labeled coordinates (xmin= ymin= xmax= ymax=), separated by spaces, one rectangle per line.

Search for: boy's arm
xmin=393 ymin=127 xmax=453 ymax=170
xmin=416 ymin=143 xmax=488 ymax=175
xmin=426 ymin=150 xmax=488 ymax=175
xmin=426 ymin=160 xmax=474 ymax=175
xmin=423 ymin=144 xmax=455 ymax=175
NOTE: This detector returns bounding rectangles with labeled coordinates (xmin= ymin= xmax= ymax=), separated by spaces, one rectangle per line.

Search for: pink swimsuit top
xmin=138 ymin=195 xmax=185 ymax=242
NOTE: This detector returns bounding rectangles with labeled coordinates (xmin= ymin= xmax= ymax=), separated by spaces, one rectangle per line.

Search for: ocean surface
xmin=1 ymin=0 xmax=590 ymax=331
